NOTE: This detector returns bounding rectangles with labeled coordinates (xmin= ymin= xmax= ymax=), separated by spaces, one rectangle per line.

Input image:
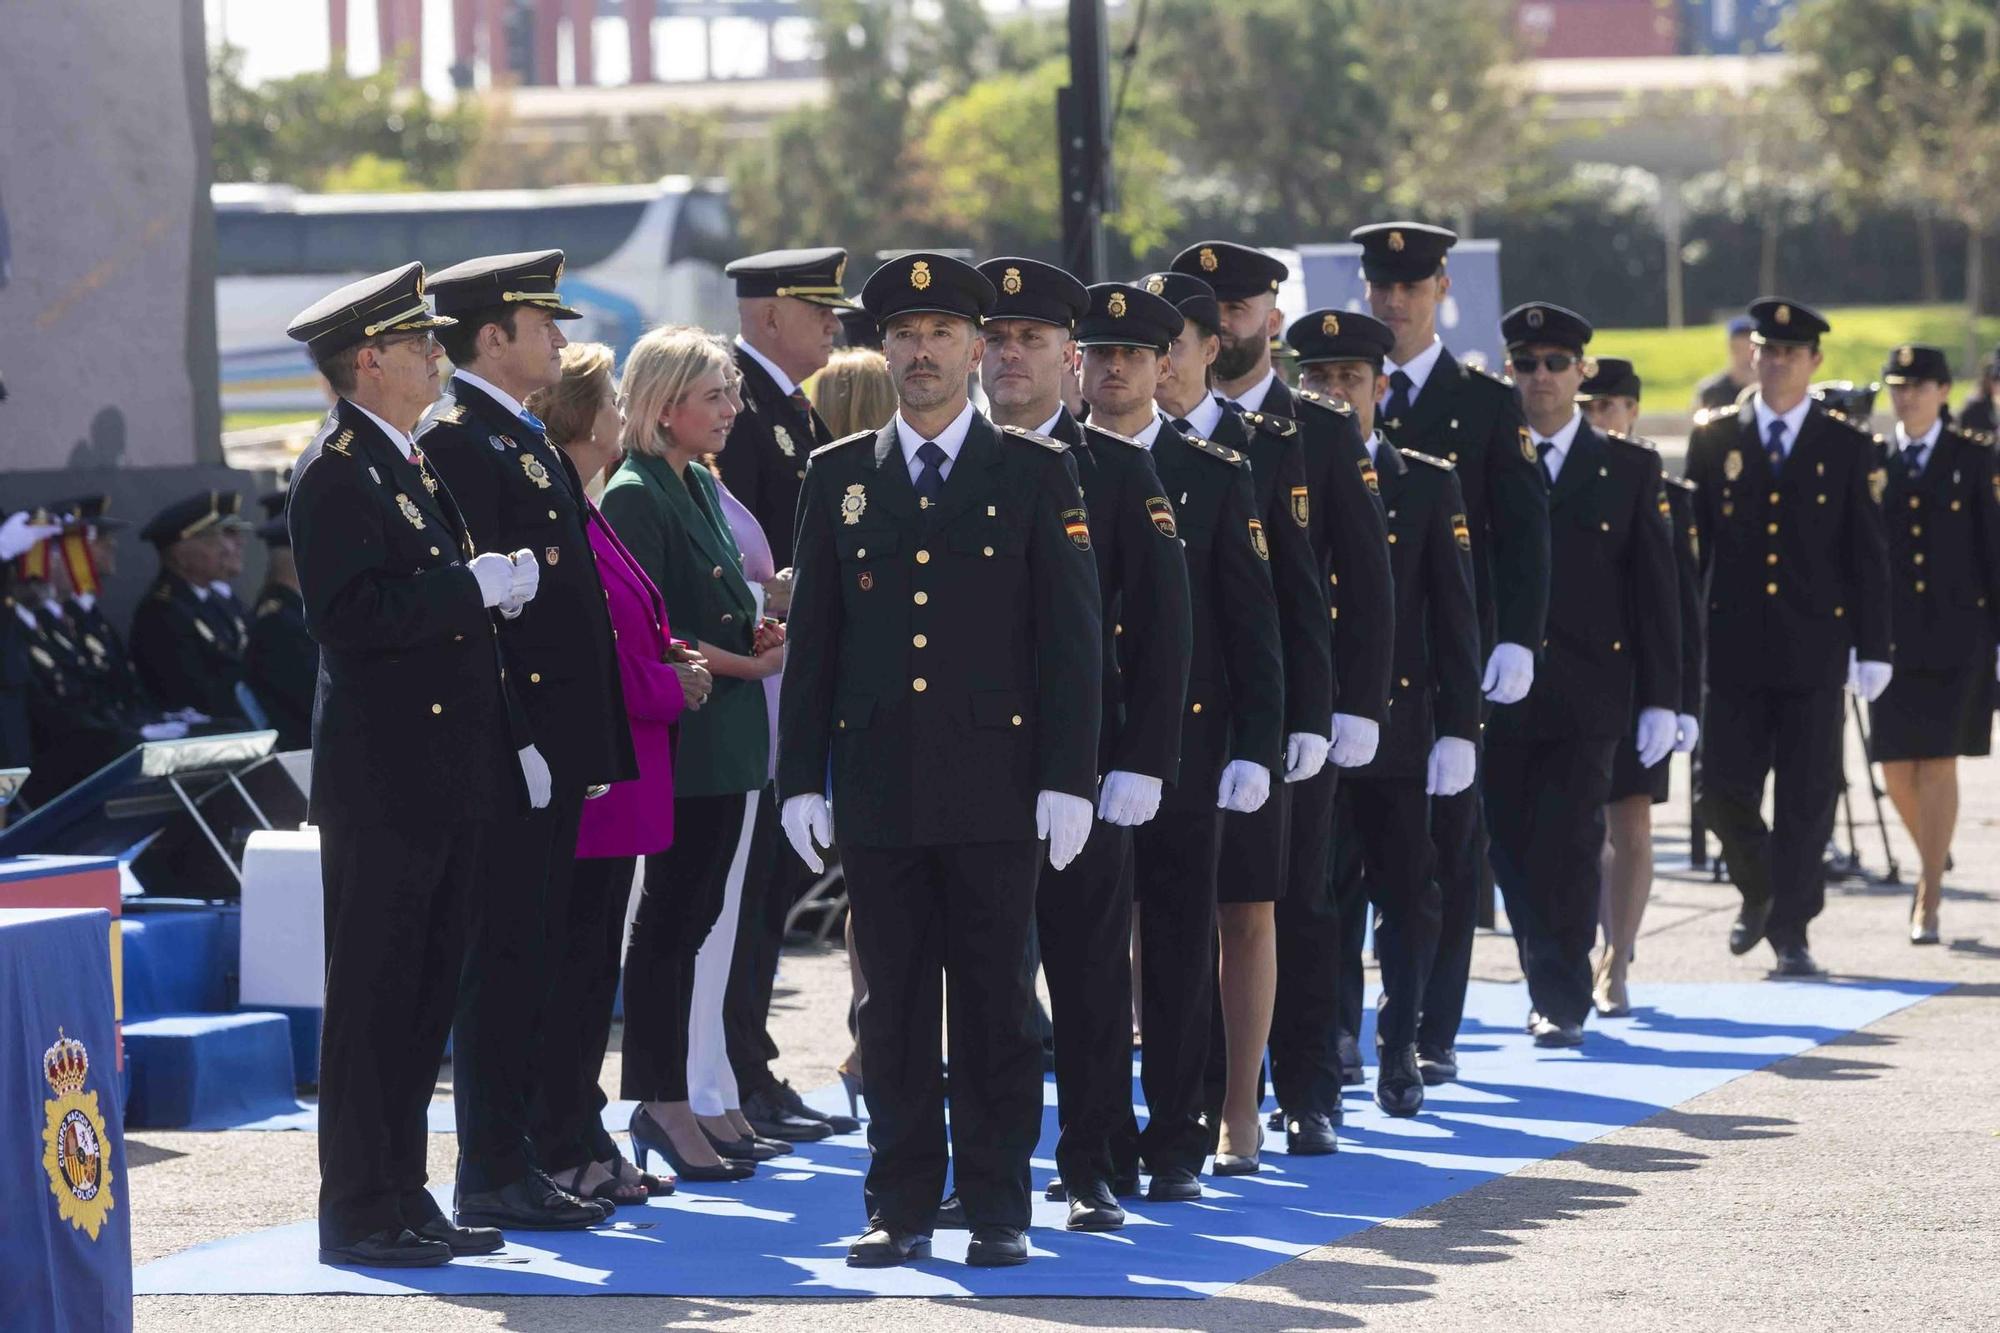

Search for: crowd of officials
xmin=5 ymin=226 xmax=1997 ymax=1274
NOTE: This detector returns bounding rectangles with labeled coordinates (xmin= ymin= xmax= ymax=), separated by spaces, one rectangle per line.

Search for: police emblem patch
xmin=1146 ymin=496 xmax=1178 ymax=538
xmin=521 ymin=453 xmax=552 ymax=489
xmin=1108 ymin=291 xmax=1128 ymax=318
xmin=1897 ymin=345 xmax=1915 ymax=367
xmin=858 ymin=571 xmax=873 ymax=591
xmin=397 ymin=493 xmax=425 ymax=529
xmin=1199 ymin=247 xmax=1219 ymax=272
xmin=1249 ymin=518 xmax=1269 ymax=561
xmin=1359 ymin=459 xmax=1380 ymax=495
xmin=42 ymin=1029 xmax=115 ymax=1240
xmin=1321 ymin=312 xmax=1340 ymax=336
xmin=1144 ymin=275 xmax=1166 ymax=295
xmin=1290 ymin=485 xmax=1311 ymax=527
xmin=841 ymin=483 xmax=868 ymax=525
xmin=1868 ymin=468 xmax=1888 ymax=504
xmin=774 ymin=424 xmax=796 ymax=457
xmin=910 ymin=260 xmax=932 ymax=291
xmin=1724 ymin=449 xmax=1744 ymax=481
xmin=1063 ymin=508 xmax=1092 ymax=551
xmin=1387 ymin=230 xmax=1406 ymax=252
xmin=545 ymin=546 xmax=560 ymax=566
xmin=1001 ymin=267 xmax=1023 ymax=296
xmin=1519 ymin=425 xmax=1537 ymax=464
xmin=1451 ymin=513 xmax=1472 ymax=551
xmin=1526 ymin=307 xmax=1544 ymax=329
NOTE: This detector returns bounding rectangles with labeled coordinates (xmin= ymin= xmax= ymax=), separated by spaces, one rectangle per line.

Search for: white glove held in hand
xmin=1674 ymin=712 xmax=1700 ymax=754
xmin=469 ymin=553 xmax=517 ymax=608
xmin=1426 ymin=736 xmax=1477 ymax=797
xmin=0 ymin=511 xmax=64 ymax=562
xmin=517 ymin=744 xmax=552 ymax=809
xmin=781 ymin=794 xmax=834 ymax=873
xmin=1635 ymin=707 xmax=1678 ymax=768
xmin=1330 ymin=713 xmax=1380 ymax=768
xmin=1283 ymin=731 xmax=1330 ymax=783
xmin=1846 ymin=649 xmax=1892 ymax=703
xmin=1216 ymin=759 xmax=1271 ymax=813
xmin=1037 ymin=790 xmax=1094 ymax=870
xmin=1097 ymin=770 xmax=1163 ymax=827
xmin=139 ymin=721 xmax=190 ymax=741
xmin=1482 ymin=641 xmax=1535 ymax=705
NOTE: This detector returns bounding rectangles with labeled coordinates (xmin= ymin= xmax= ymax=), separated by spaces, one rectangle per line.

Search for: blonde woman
xmin=808 ymin=347 xmax=897 ymax=440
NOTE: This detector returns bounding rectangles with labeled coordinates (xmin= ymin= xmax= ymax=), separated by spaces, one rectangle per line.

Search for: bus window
xmin=670 ymin=189 xmax=738 ymax=269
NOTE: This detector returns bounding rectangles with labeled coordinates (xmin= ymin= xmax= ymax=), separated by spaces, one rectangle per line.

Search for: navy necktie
xmin=1903 ymin=440 xmax=1927 ymax=475
xmin=914 ymin=440 xmax=947 ymax=506
xmin=1385 ymin=369 xmax=1413 ymax=425
xmin=1219 ymin=397 xmax=1246 ymax=417
xmin=1171 ymin=417 xmax=1192 ymax=435
xmin=1537 ymin=438 xmax=1556 ymax=486
xmin=1765 ymin=418 xmax=1786 ymax=477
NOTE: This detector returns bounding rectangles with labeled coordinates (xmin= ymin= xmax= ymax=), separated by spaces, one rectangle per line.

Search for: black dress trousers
xmin=1269 ymin=774 xmax=1346 ymax=1119
xmin=1341 ymin=775 xmax=1441 ymax=1055
xmin=531 ymin=853 xmax=637 ymax=1170
xmin=1417 ymin=750 xmax=1486 ymax=1054
xmin=844 ymin=840 xmax=1044 ymax=1233
xmin=723 ymin=786 xmax=790 ymax=1099
xmin=317 ymin=817 xmax=486 ymax=1247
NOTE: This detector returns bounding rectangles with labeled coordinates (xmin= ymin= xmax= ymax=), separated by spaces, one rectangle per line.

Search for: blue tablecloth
xmin=0 ymin=907 xmax=133 ymax=1333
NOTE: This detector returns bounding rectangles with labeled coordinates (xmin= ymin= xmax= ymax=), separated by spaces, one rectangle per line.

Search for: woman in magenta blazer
xmin=526 ymin=343 xmax=712 ymax=1204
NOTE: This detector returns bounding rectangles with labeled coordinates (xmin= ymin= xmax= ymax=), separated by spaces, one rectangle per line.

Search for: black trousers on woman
xmin=531 ymin=854 xmax=636 ymax=1170
xmin=620 ymin=792 xmax=740 ymax=1103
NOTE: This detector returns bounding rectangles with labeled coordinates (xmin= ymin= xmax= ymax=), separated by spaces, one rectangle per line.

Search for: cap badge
xmin=1387 ymin=230 xmax=1406 ymax=252
xmin=1322 ymin=312 xmax=1340 ymax=336
xmin=1526 ymin=307 xmax=1545 ymax=329
xmin=910 ymin=260 xmax=932 ymax=292
xmin=1199 ymin=247 xmax=1218 ymax=273
xmin=1898 ymin=346 xmax=1915 ymax=367
xmin=1775 ymin=304 xmax=1792 ymax=325
xmin=1581 ymin=355 xmax=1598 ymax=378
xmin=841 ymin=483 xmax=868 ymax=526
xmin=1107 ymin=291 xmax=1128 ymax=318
xmin=1001 ymin=267 xmax=1023 ymax=296
xmin=553 ymin=258 xmax=566 ymax=283
xmin=1144 ymin=275 xmax=1166 ymax=295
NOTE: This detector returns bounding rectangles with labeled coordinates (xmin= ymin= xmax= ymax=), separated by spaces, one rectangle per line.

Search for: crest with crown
xmin=45 ymin=1029 xmax=89 ymax=1098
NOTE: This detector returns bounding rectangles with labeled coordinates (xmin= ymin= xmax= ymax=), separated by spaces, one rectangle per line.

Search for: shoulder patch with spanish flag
xmin=1062 ymin=508 xmax=1092 ymax=551
xmin=1249 ymin=518 xmax=1269 ymax=560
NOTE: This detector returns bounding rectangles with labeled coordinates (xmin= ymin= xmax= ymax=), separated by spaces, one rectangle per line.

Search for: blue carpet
xmin=133 ymin=978 xmax=1940 ymax=1299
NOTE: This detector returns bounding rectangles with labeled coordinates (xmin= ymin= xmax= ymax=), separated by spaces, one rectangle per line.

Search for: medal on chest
xmin=521 ymin=452 xmax=553 ymax=490
xmin=397 ymin=493 xmax=426 ymax=529
xmin=841 ymin=484 xmax=867 ymax=525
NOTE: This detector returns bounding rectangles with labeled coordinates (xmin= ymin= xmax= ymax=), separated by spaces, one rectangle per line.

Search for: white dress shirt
xmin=1131 ymin=408 xmax=1168 ymax=450
xmin=351 ymin=401 xmax=419 ymax=463
xmin=895 ymin=401 xmax=977 ymax=484
xmin=1751 ymin=393 xmax=1813 ymax=460
xmin=1894 ymin=417 xmax=1943 ymax=471
xmin=1181 ymin=394 xmax=1226 ymax=440
xmin=734 ymin=335 xmax=799 ymax=399
xmin=1383 ymin=336 xmax=1447 ymax=401
xmin=1034 ymin=406 xmax=1066 ymax=437
xmin=1364 ymin=430 xmax=1384 ymax=463
xmin=1531 ymin=408 xmax=1584 ymax=484
xmin=453 ymin=367 xmax=531 ymax=422
xmin=1225 ymin=367 xmax=1280 ymax=415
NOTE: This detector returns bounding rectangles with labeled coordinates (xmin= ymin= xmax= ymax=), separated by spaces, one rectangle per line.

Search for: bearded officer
xmin=285 ymin=262 xmax=552 ymax=1267
xmin=777 ymin=252 xmax=1101 ymax=1269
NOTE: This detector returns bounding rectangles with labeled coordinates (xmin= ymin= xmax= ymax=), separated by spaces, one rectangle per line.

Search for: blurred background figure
xmin=1691 ymin=315 xmax=1756 ymax=414
xmin=242 ymin=488 xmax=317 ymax=749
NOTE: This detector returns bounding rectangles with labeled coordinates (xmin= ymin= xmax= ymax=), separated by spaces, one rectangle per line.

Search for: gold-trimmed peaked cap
xmin=1578 ymin=357 xmax=1642 ymax=401
xmin=725 ymin=246 xmax=859 ymax=309
xmin=1135 ymin=271 xmax=1220 ymax=335
xmin=1881 ymin=343 xmax=1950 ymax=385
xmin=429 ymin=249 xmax=582 ymax=321
xmin=860 ymin=251 xmax=996 ymax=324
xmin=286 ymin=261 xmax=455 ymax=358
xmin=1075 ymin=282 xmax=1183 ymax=353
xmin=140 ymin=490 xmax=244 ymax=548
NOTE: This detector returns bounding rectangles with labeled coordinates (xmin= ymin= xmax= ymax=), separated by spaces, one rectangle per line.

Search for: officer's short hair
xmin=436 ymin=303 xmax=522 ymax=366
xmin=315 ymin=344 xmax=364 ymax=396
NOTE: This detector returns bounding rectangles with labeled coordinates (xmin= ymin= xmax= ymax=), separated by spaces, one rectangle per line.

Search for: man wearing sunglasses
xmin=1486 ymin=304 xmax=1680 ymax=1047
xmin=1352 ymin=221 xmax=1550 ymax=1085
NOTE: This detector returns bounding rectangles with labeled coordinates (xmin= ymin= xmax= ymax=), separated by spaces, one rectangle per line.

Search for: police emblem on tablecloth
xmin=1724 ymin=449 xmax=1744 ymax=481
xmin=1108 ymin=291 xmax=1128 ymax=319
xmin=1290 ymin=485 xmax=1311 ymax=527
xmin=1001 ymin=267 xmax=1023 ymax=296
xmin=1198 ymin=247 xmax=1219 ymax=272
xmin=489 ymin=434 xmax=512 ymax=452
xmin=841 ymin=484 xmax=868 ymax=525
xmin=42 ymin=1029 xmax=115 ymax=1240
xmin=1869 ymin=468 xmax=1888 ymax=504
xmin=1249 ymin=518 xmax=1269 ymax=561
xmin=1146 ymin=496 xmax=1178 ymax=538
xmin=1518 ymin=426 xmax=1537 ymax=464
xmin=1062 ymin=508 xmax=1092 ymax=551
xmin=910 ymin=261 xmax=932 ymax=291
xmin=774 ymin=424 xmax=796 ymax=457
xmin=521 ymin=453 xmax=552 ymax=489
xmin=1452 ymin=512 xmax=1472 ymax=551
xmin=1359 ymin=458 xmax=1380 ymax=495
xmin=397 ymin=493 xmax=425 ymax=529
xmin=1321 ymin=312 xmax=1340 ymax=336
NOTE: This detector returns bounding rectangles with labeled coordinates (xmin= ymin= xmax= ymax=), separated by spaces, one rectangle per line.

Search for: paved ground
xmin=131 ymin=728 xmax=1999 ymax=1331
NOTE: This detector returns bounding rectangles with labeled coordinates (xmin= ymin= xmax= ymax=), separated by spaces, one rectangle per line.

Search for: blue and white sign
xmin=1297 ymin=240 xmax=1506 ymax=373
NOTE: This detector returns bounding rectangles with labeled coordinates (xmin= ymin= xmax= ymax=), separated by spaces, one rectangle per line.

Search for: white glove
xmin=172 ymin=708 xmax=212 ymax=725
xmin=1635 ymin=707 xmax=1678 ymax=768
xmin=1482 ymin=641 xmax=1535 ymax=705
xmin=1674 ymin=712 xmax=1700 ymax=754
xmin=139 ymin=721 xmax=190 ymax=741
xmin=498 ymin=548 xmax=542 ymax=616
xmin=1036 ymin=790 xmax=1094 ymax=870
xmin=0 ymin=511 xmax=63 ymax=561
xmin=469 ymin=552 xmax=517 ymax=608
xmin=1216 ymin=759 xmax=1271 ymax=814
xmin=1426 ymin=736 xmax=1477 ymax=797
xmin=1283 ymin=731 xmax=1330 ymax=783
xmin=1853 ymin=659 xmax=1892 ymax=703
xmin=781 ymin=793 xmax=834 ymax=873
xmin=1329 ymin=713 xmax=1380 ymax=768
xmin=1097 ymin=770 xmax=1163 ymax=827
xmin=517 ymin=743 xmax=552 ymax=809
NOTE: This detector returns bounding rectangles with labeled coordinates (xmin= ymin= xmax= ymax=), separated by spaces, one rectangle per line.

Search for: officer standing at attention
xmin=1281 ymin=309 xmax=1480 ymax=1125
xmin=1686 ymin=298 xmax=1892 ymax=976
xmin=241 ymin=490 xmax=319 ymax=750
xmin=130 ymin=491 xmax=250 ymax=719
xmin=419 ymin=249 xmax=635 ymax=1232
xmin=1168 ymin=240 xmax=1293 ymax=416
xmin=974 ymin=256 xmax=1192 ymax=1232
xmin=1355 ymin=220 xmax=1551 ymax=1086
xmin=285 ymin=262 xmax=552 ymax=1268
xmin=1485 ymin=303 xmax=1680 ymax=1047
xmin=777 ymin=253 xmax=1102 ymax=1270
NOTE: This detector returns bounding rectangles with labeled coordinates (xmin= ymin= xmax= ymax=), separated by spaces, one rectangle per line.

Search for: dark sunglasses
xmin=1510 ymin=353 xmax=1580 ymax=374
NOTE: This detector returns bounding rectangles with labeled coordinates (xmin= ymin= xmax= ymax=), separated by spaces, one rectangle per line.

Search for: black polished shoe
xmin=846 ymin=1225 xmax=932 ymax=1267
xmin=1266 ymin=1107 xmax=1286 ymax=1133
xmin=1417 ymin=1046 xmax=1458 ymax=1085
xmin=1336 ymin=1033 xmax=1364 ymax=1086
xmin=967 ymin=1225 xmax=1030 ymax=1267
xmin=1772 ymin=942 xmax=1824 ymax=977
xmin=319 ymin=1227 xmax=451 ymax=1268
xmin=411 ymin=1215 xmax=504 ymax=1256
xmin=1285 ymin=1111 xmax=1339 ymax=1156
xmin=741 ymin=1085 xmax=834 ymax=1142
xmin=1146 ymin=1166 xmax=1202 ymax=1202
xmin=628 ymin=1106 xmax=757 ymax=1182
xmin=1109 ymin=1169 xmax=1141 ymax=1198
xmin=934 ymin=1193 xmax=968 ymax=1230
xmin=771 ymin=1077 xmax=860 ymax=1135
xmin=1530 ymin=1016 xmax=1586 ymax=1048
xmin=1064 ymin=1180 xmax=1125 ymax=1232
xmin=1376 ymin=1046 xmax=1425 ymax=1117
xmin=1730 ymin=898 xmax=1773 ymax=955
xmin=454 ymin=1171 xmax=605 ymax=1231
xmin=701 ymin=1124 xmax=789 ymax=1162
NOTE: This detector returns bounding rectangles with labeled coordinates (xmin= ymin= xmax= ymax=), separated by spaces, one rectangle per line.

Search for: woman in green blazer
xmin=600 ymin=325 xmax=786 ymax=1182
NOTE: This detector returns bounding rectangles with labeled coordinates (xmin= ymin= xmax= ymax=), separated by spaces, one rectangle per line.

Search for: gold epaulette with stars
xmin=1402 ymin=448 xmax=1455 ymax=471
xmin=1242 ymin=410 xmax=1298 ymax=437
xmin=255 ymin=597 xmax=285 ymax=618
xmin=1000 ymin=424 xmax=1068 ymax=452
xmin=1183 ymin=434 xmax=1249 ymax=467
xmin=1295 ymin=388 xmax=1355 ymax=416
xmin=1082 ymin=423 xmax=1146 ymax=448
xmin=810 ymin=430 xmax=873 ymax=459
xmin=433 ymin=402 xmax=469 ymax=427
xmin=1692 ymin=403 xmax=1741 ymax=429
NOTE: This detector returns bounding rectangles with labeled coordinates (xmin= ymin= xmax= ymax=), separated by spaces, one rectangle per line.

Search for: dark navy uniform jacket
xmin=719 ymin=344 xmax=833 ymax=570
xmin=130 ymin=570 xmax=244 ymax=718
xmin=1877 ymin=422 xmax=2000 ymax=670
xmin=243 ymin=583 xmax=317 ymax=750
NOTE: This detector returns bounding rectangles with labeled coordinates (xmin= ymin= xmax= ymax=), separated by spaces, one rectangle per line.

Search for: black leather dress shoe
xmin=1730 ymin=899 xmax=1773 ymax=955
xmin=1417 ymin=1046 xmax=1458 ymax=1084
xmin=847 ymin=1226 xmax=931 ymax=1267
xmin=771 ymin=1077 xmax=861 ymax=1135
xmin=1146 ymin=1166 xmax=1202 ymax=1202
xmin=1336 ymin=1033 xmax=1364 ymax=1086
xmin=1065 ymin=1181 xmax=1125 ymax=1232
xmin=934 ymin=1193 xmax=968 ymax=1230
xmin=741 ymin=1086 xmax=834 ymax=1142
xmin=1772 ymin=942 xmax=1824 ymax=976
xmin=1285 ymin=1111 xmax=1339 ymax=1156
xmin=454 ymin=1172 xmax=604 ymax=1230
xmin=967 ymin=1225 xmax=1030 ymax=1267
xmin=319 ymin=1227 xmax=451 ymax=1268
xmin=412 ymin=1215 xmax=504 ymax=1255
xmin=1376 ymin=1046 xmax=1425 ymax=1117
xmin=1530 ymin=1017 xmax=1586 ymax=1048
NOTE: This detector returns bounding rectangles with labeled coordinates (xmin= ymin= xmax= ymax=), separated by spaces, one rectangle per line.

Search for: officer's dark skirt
xmin=1608 ymin=734 xmax=1672 ymax=804
xmin=1870 ymin=665 xmax=1995 ymax=761
xmin=1217 ymin=782 xmax=1291 ymax=902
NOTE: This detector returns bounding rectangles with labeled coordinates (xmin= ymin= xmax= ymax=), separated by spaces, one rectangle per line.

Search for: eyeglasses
xmin=377 ymin=331 xmax=438 ymax=353
xmin=1510 ymin=354 xmax=1579 ymax=375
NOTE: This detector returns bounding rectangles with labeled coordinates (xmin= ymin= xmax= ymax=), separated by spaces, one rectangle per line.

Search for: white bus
xmin=215 ymin=177 xmax=738 ymax=415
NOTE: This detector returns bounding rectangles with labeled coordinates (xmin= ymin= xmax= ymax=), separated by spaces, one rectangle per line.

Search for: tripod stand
xmin=1826 ymin=690 xmax=1901 ymax=885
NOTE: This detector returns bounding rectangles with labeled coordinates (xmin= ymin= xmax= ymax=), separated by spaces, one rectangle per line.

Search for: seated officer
xmin=242 ymin=490 xmax=317 ymax=750
xmin=129 ymin=491 xmax=249 ymax=719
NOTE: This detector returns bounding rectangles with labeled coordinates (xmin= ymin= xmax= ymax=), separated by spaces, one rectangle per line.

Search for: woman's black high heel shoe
xmin=701 ymin=1123 xmax=788 ymax=1161
xmin=629 ymin=1105 xmax=755 ymax=1182
xmin=838 ymin=1065 xmax=864 ymax=1121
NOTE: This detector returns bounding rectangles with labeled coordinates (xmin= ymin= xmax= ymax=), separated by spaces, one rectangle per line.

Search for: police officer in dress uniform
xmin=1284 ymin=309 xmax=1481 ymax=1124
xmin=52 ymin=497 xmax=155 ymax=725
xmin=776 ymin=253 xmax=1102 ymax=1269
xmin=285 ymin=262 xmax=556 ymax=1268
xmin=418 ymin=249 xmax=636 ymax=1231
xmin=2 ymin=506 xmax=65 ymax=780
xmin=1355 ymin=221 xmax=1551 ymax=1085
xmin=1685 ymin=298 xmax=1892 ymax=976
xmin=242 ymin=490 xmax=318 ymax=750
xmin=1485 ymin=303 xmax=1680 ymax=1047
xmin=973 ymin=257 xmax=1193 ymax=1231
xmin=129 ymin=491 xmax=250 ymax=719
xmin=208 ymin=499 xmax=254 ymax=656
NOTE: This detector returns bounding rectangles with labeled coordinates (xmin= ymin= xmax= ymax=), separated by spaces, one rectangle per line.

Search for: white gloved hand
xmin=172 ymin=708 xmax=211 ymax=725
xmin=1675 ymin=712 xmax=1700 ymax=754
xmin=517 ymin=743 xmax=552 ymax=809
xmin=1635 ymin=706 xmax=1678 ymax=768
xmin=1329 ymin=713 xmax=1381 ymax=768
xmin=507 ymin=548 xmax=541 ymax=602
xmin=781 ymin=793 xmax=834 ymax=873
xmin=1283 ymin=731 xmax=1330 ymax=783
xmin=1097 ymin=770 xmax=1164 ymax=827
xmin=1426 ymin=736 xmax=1477 ymax=797
xmin=1216 ymin=759 xmax=1271 ymax=813
xmin=0 ymin=511 xmax=63 ymax=562
xmin=1853 ymin=659 xmax=1892 ymax=703
xmin=139 ymin=720 xmax=190 ymax=741
xmin=1481 ymin=641 xmax=1535 ymax=705
xmin=469 ymin=552 xmax=517 ymax=608
xmin=1036 ymin=790 xmax=1095 ymax=870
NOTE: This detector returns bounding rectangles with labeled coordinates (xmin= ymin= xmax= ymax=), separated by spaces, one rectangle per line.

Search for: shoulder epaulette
xmin=1242 ymin=410 xmax=1299 ymax=438
xmin=323 ymin=427 xmax=355 ymax=457
xmin=1183 ymin=434 xmax=1249 ymax=467
xmin=1402 ymin=448 xmax=1454 ymax=471
xmin=1000 ymin=423 xmax=1067 ymax=452
xmin=1603 ymin=430 xmax=1656 ymax=459
xmin=1082 ymin=423 xmax=1145 ymax=448
xmin=1295 ymin=388 xmax=1354 ymax=416
xmin=1665 ymin=473 xmax=1697 ymax=493
xmin=1465 ymin=361 xmax=1513 ymax=390
xmin=149 ymin=582 xmax=173 ymax=602
xmin=1692 ymin=403 xmax=1740 ymax=429
xmin=1967 ymin=429 xmax=1997 ymax=447
xmin=435 ymin=402 xmax=469 ymax=427
xmin=809 ymin=429 xmax=872 ymax=459
xmin=255 ymin=597 xmax=285 ymax=618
